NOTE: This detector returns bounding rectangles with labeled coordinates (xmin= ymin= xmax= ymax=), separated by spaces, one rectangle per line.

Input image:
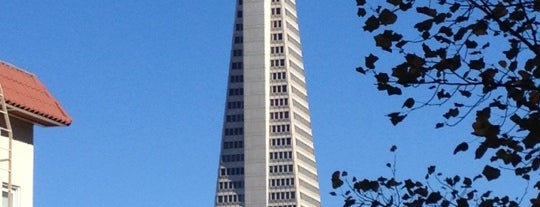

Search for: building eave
xmin=7 ymin=105 xmax=70 ymax=127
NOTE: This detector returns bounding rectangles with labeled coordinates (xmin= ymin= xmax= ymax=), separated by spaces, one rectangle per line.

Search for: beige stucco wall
xmin=0 ymin=116 xmax=34 ymax=207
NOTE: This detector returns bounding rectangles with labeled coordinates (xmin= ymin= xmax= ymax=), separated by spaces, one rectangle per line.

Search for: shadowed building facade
xmin=214 ymin=0 xmax=320 ymax=206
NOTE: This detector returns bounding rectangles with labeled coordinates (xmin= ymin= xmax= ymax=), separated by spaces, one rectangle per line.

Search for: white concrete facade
xmin=0 ymin=117 xmax=34 ymax=207
xmin=215 ymin=0 xmax=320 ymax=206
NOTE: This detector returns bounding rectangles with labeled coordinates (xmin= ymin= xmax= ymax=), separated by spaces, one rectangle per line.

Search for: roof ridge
xmin=0 ymin=60 xmax=36 ymax=77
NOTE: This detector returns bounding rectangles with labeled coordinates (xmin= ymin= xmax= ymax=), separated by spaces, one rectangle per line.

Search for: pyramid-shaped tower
xmin=214 ymin=0 xmax=320 ymax=206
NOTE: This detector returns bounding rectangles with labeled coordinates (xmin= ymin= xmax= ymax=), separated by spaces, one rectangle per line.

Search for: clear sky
xmin=0 ymin=0 xmax=526 ymax=206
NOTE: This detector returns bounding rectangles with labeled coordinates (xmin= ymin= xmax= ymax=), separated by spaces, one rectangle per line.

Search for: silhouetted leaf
xmin=354 ymin=179 xmax=375 ymax=192
xmin=332 ymin=171 xmax=344 ymax=189
xmin=356 ymin=0 xmax=366 ymax=5
xmin=374 ymin=30 xmax=403 ymax=52
xmin=414 ymin=187 xmax=428 ymax=197
xmin=438 ymin=26 xmax=453 ymax=36
xmin=435 ymin=123 xmax=444 ymax=128
xmin=457 ymin=198 xmax=469 ymax=207
xmin=344 ymin=198 xmax=356 ymax=207
xmin=365 ymin=54 xmax=379 ymax=69
xmin=375 ymin=73 xmax=390 ymax=83
xmin=357 ymin=8 xmax=367 ymax=17
xmin=364 ymin=15 xmax=380 ymax=32
xmin=403 ymin=98 xmax=415 ymax=108
xmin=492 ymin=4 xmax=508 ymax=18
xmin=443 ymin=108 xmax=459 ymax=119
xmin=416 ymin=6 xmax=437 ymax=17
xmin=454 ymin=27 xmax=469 ymax=41
xmin=415 ymin=19 xmax=434 ymax=32
xmin=387 ymin=86 xmax=402 ymax=95
xmin=422 ymin=43 xmax=436 ymax=57
xmin=453 ymin=142 xmax=469 ymax=154
xmin=482 ymin=165 xmax=501 ymax=181
xmin=463 ymin=177 xmax=472 ymax=187
xmin=426 ymin=192 xmax=443 ymax=204
xmin=399 ymin=2 xmax=412 ymax=11
xmin=482 ymin=42 xmax=490 ymax=49
xmin=427 ymin=165 xmax=436 ymax=175
xmin=489 ymin=100 xmax=507 ymax=110
xmin=450 ymin=3 xmax=460 ymax=12
xmin=356 ymin=67 xmax=366 ymax=74
xmin=475 ymin=144 xmax=488 ymax=159
xmin=523 ymin=132 xmax=540 ymax=149
xmin=434 ymin=35 xmax=451 ymax=44
xmin=379 ymin=9 xmax=397 ymax=25
xmin=510 ymin=10 xmax=525 ymax=21
xmin=459 ymin=90 xmax=472 ymax=98
xmin=387 ymin=113 xmax=406 ymax=125
xmin=533 ymin=158 xmax=540 ymax=171
xmin=387 ymin=0 xmax=401 ymax=6
xmin=396 ymin=40 xmax=408 ymax=48
xmin=504 ymin=40 xmax=519 ymax=59
xmin=465 ymin=40 xmax=478 ymax=48
xmin=471 ymin=20 xmax=488 ymax=36
xmin=437 ymin=89 xmax=451 ymax=99
xmin=469 ymin=58 xmax=485 ymax=70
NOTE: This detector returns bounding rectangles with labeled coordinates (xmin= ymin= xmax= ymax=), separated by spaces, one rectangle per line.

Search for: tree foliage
xmin=333 ymin=0 xmax=540 ymax=206
xmin=332 ymin=147 xmax=520 ymax=207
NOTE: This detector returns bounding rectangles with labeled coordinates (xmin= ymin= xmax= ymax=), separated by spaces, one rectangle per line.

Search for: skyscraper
xmin=214 ymin=0 xmax=320 ymax=207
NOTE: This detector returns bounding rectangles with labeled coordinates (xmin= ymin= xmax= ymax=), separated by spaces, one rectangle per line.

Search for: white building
xmin=0 ymin=61 xmax=72 ymax=207
xmin=214 ymin=0 xmax=320 ymax=206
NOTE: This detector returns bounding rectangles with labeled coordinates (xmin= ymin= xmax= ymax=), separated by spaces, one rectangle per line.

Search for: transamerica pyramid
xmin=214 ymin=0 xmax=321 ymax=206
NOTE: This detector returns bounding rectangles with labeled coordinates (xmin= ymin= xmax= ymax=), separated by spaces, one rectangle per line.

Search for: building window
xmin=235 ymin=24 xmax=243 ymax=31
xmin=272 ymin=33 xmax=283 ymax=41
xmin=270 ymin=124 xmax=290 ymax=133
xmin=224 ymin=127 xmax=244 ymax=136
xmin=231 ymin=62 xmax=243 ymax=70
xmin=271 ymin=8 xmax=281 ymax=15
xmin=230 ymin=75 xmax=244 ymax=83
xmin=222 ymin=154 xmax=245 ymax=162
xmin=271 ymin=85 xmax=287 ymax=93
xmin=226 ymin=114 xmax=244 ymax=122
xmin=272 ymin=20 xmax=282 ymax=29
xmin=2 ymin=185 xmax=19 ymax=207
xmin=228 ymin=88 xmax=244 ymax=96
xmin=270 ymin=111 xmax=289 ymax=120
xmin=271 ymin=72 xmax=286 ymax=80
xmin=224 ymin=141 xmax=244 ymax=149
xmin=233 ymin=49 xmax=243 ymax=56
xmin=270 ymin=98 xmax=288 ymax=107
xmin=271 ymin=137 xmax=292 ymax=147
xmin=270 ymin=59 xmax=286 ymax=67
xmin=227 ymin=101 xmax=244 ymax=109
xmin=271 ymin=46 xmax=284 ymax=54
xmin=269 ymin=191 xmax=296 ymax=201
xmin=234 ymin=36 xmax=243 ymax=44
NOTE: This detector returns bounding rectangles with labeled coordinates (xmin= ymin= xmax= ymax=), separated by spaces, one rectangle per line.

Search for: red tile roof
xmin=0 ymin=61 xmax=72 ymax=126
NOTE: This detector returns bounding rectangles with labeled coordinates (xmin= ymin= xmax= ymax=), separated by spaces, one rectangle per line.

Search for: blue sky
xmin=0 ymin=0 xmax=526 ymax=206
